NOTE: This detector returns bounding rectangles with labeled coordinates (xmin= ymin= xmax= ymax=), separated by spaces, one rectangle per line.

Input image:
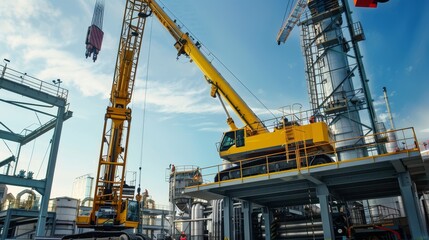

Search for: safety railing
xmin=0 ymin=64 xmax=68 ymax=99
xmin=350 ymin=204 xmax=401 ymax=225
xmin=186 ymin=127 xmax=420 ymax=189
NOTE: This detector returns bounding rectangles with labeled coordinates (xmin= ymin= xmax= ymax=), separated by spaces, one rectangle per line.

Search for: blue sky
xmin=1 ymin=0 xmax=428 ymax=205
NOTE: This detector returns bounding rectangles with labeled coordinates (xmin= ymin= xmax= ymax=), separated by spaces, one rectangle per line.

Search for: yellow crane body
xmin=219 ymin=122 xmax=333 ymax=162
xmin=74 ymin=0 xmax=150 ymax=231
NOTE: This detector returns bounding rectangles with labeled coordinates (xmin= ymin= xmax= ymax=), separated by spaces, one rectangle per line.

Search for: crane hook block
xmin=85 ymin=25 xmax=104 ymax=62
xmin=354 ymin=0 xmax=389 ymax=8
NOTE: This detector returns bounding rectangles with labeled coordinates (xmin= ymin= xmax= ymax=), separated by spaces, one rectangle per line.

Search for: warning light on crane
xmin=85 ymin=0 xmax=105 ymax=62
xmin=354 ymin=0 xmax=389 ymax=8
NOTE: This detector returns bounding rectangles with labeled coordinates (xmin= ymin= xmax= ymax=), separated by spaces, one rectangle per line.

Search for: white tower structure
xmin=71 ymin=174 xmax=94 ymax=205
xmin=278 ymin=0 xmax=380 ymax=160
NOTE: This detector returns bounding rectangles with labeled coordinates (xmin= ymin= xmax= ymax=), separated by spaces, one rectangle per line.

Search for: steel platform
xmin=0 ymin=209 xmax=56 ymax=231
xmin=184 ymin=150 xmax=429 ymax=207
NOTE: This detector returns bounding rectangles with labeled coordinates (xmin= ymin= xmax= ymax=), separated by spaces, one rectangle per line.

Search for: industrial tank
xmin=51 ymin=197 xmax=79 ymax=236
xmin=168 ymin=165 xmax=202 ymax=213
xmin=168 ymin=165 xmax=202 ymax=238
xmin=386 ymin=130 xmax=399 ymax=153
xmin=191 ymin=202 xmax=204 ymax=240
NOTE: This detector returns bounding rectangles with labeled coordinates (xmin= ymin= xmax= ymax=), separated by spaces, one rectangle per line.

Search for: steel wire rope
xmin=137 ymin=14 xmax=154 ymax=196
xmin=307 ymin=188 xmax=316 ymax=240
xmin=26 ymin=112 xmax=43 ymax=178
xmin=2 ymin=139 xmax=14 ymax=156
xmin=36 ymin=139 xmax=52 ymax=178
xmin=157 ymin=0 xmax=276 ymax=120
xmin=280 ymin=0 xmax=294 ymax=30
xmin=1 ymin=139 xmax=15 ymax=173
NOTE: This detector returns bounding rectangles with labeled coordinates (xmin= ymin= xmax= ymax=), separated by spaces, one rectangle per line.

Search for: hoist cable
xmin=2 ymin=139 xmax=14 ymax=156
xmin=138 ymin=15 xmax=154 ymax=190
xmin=36 ymin=139 xmax=52 ymax=178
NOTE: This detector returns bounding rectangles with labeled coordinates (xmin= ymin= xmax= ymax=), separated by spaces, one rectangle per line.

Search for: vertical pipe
xmin=196 ymin=203 xmax=203 ymax=240
xmin=383 ymin=87 xmax=395 ymax=130
xmin=191 ymin=204 xmax=196 ymax=238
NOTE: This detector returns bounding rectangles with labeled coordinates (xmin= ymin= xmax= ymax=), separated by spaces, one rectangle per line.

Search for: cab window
xmin=126 ymin=200 xmax=139 ymax=222
xmin=219 ymin=129 xmax=245 ymax=151
xmin=236 ymin=129 xmax=245 ymax=147
xmin=220 ymin=131 xmax=235 ymax=151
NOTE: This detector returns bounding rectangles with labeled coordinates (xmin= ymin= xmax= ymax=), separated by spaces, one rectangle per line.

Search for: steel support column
xmin=317 ymin=184 xmax=334 ymax=240
xmin=398 ymin=172 xmax=429 ymax=240
xmin=36 ymin=106 xmax=66 ymax=237
xmin=242 ymin=201 xmax=253 ymax=240
xmin=1 ymin=210 xmax=12 ymax=239
xmin=222 ymin=196 xmax=233 ymax=240
xmin=262 ymin=207 xmax=273 ymax=240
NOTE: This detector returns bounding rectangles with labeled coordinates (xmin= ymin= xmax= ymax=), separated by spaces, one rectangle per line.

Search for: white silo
xmin=52 ymin=197 xmax=79 ymax=236
xmin=168 ymin=165 xmax=203 ymax=237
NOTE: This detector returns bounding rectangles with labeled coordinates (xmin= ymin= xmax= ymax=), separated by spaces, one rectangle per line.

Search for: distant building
xmin=71 ymin=174 xmax=94 ymax=205
xmin=0 ymin=184 xmax=7 ymax=202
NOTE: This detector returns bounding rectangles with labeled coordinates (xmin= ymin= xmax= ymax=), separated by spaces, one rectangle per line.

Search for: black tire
xmin=311 ymin=155 xmax=332 ymax=166
xmin=221 ymin=175 xmax=230 ymax=181
xmin=274 ymin=163 xmax=281 ymax=172
xmin=232 ymin=171 xmax=241 ymax=179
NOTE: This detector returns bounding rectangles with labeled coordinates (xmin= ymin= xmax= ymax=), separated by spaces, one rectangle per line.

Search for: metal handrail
xmin=187 ymin=127 xmax=420 ymax=189
xmin=0 ymin=64 xmax=68 ymax=99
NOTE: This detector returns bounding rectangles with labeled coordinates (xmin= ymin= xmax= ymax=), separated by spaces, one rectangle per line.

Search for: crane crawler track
xmin=62 ymin=231 xmax=150 ymax=240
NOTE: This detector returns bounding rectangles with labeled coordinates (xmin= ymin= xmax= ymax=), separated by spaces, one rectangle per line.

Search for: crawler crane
xmin=65 ymin=1 xmax=334 ymax=239
xmin=63 ymin=1 xmax=151 ymax=239
xmin=143 ymin=0 xmax=335 ymax=181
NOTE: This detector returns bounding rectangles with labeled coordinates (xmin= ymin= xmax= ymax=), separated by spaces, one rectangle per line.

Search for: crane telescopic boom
xmin=142 ymin=0 xmax=334 ymax=165
xmin=144 ymin=0 xmax=268 ymax=134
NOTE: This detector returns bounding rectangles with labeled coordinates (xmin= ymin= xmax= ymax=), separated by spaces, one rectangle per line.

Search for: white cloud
xmin=0 ymin=0 xmax=59 ymax=20
xmin=133 ymin=78 xmax=222 ymax=114
xmin=0 ymin=1 xmax=120 ymax=99
xmin=397 ymin=100 xmax=429 ymax=143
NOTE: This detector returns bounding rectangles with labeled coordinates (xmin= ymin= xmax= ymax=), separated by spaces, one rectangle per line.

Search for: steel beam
xmin=0 ymin=76 xmax=66 ymax=107
xmin=36 ymin=105 xmax=65 ymax=237
xmin=222 ymin=196 xmax=233 ymax=240
xmin=242 ymin=201 xmax=253 ymax=240
xmin=262 ymin=207 xmax=273 ymax=240
xmin=316 ymin=184 xmax=334 ymax=240
xmin=398 ymin=172 xmax=429 ymax=239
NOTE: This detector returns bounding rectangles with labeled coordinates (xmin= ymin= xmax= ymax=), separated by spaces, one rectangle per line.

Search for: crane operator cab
xmin=75 ymin=199 xmax=139 ymax=230
xmin=219 ymin=129 xmax=245 ymax=152
xmin=216 ymin=120 xmax=335 ymax=181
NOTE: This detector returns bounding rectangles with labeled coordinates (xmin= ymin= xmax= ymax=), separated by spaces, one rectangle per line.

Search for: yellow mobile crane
xmin=63 ymin=1 xmax=151 ymax=239
xmin=64 ymin=1 xmax=334 ymax=239
xmin=143 ymin=0 xmax=334 ymax=181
